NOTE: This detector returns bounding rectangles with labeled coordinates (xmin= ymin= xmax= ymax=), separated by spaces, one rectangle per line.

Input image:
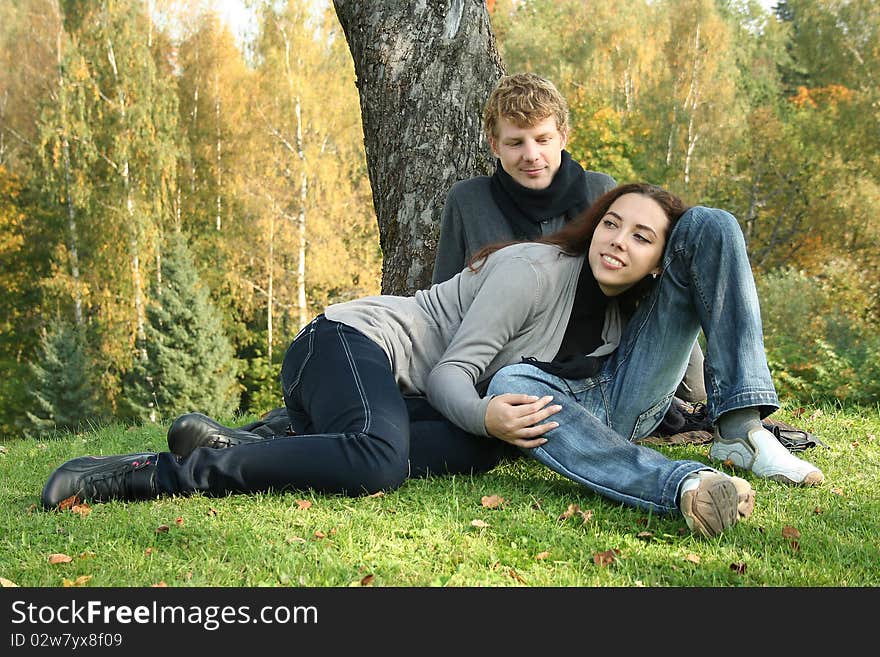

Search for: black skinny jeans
xmin=155 ymin=315 xmax=516 ymax=497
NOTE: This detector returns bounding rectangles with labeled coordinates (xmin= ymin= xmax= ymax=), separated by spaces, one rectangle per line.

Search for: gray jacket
xmin=431 ymin=172 xmax=617 ymax=284
xmin=325 ymin=242 xmax=622 ymax=437
xmin=431 ymin=172 xmax=707 ymax=402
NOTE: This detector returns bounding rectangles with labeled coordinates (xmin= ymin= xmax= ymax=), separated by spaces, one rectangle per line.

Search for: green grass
xmin=1 ymin=403 xmax=878 ymax=587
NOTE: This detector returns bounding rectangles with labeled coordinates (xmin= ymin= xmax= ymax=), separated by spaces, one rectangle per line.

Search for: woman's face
xmin=588 ymin=193 xmax=670 ymax=297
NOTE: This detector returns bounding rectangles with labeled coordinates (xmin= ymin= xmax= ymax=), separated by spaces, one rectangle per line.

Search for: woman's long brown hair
xmin=467 ymin=182 xmax=689 ymax=272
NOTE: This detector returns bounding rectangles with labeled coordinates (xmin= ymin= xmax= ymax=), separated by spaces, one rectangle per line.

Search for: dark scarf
xmin=490 ymin=150 xmax=590 ymax=240
xmin=523 ymin=259 xmax=610 ymax=380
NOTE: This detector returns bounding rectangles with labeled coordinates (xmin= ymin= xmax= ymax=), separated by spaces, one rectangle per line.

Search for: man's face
xmin=489 ymin=115 xmax=567 ymax=190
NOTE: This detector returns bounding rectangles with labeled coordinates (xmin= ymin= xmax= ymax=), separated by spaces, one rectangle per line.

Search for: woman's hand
xmin=485 ymin=394 xmax=561 ymax=448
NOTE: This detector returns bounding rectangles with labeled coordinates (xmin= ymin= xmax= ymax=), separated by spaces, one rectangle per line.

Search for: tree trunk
xmin=106 ymin=32 xmax=146 ymax=355
xmin=332 ymin=0 xmax=505 ymax=295
xmin=294 ymin=99 xmax=308 ymax=331
xmin=56 ymin=24 xmax=83 ymax=328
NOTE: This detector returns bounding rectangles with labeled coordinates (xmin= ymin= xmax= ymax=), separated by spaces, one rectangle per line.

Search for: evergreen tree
xmin=25 ymin=319 xmax=98 ymax=435
xmin=122 ymin=231 xmax=239 ymax=423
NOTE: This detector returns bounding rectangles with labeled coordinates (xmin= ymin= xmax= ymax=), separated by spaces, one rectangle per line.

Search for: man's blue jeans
xmin=487 ymin=206 xmax=780 ymax=515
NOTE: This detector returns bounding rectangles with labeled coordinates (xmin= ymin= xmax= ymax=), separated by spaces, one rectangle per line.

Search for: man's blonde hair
xmin=482 ymin=72 xmax=570 ymax=143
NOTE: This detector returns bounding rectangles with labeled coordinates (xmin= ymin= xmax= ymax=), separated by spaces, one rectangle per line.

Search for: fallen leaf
xmin=850 ymin=441 xmax=860 ymax=448
xmin=508 ymin=569 xmax=527 ymax=584
xmin=314 ymin=530 xmax=326 ymax=539
xmin=535 ymin=551 xmax=550 ymax=560
xmin=27 ymin=503 xmax=37 ymax=514
xmin=151 ymin=581 xmax=168 ymax=587
xmin=48 ymin=553 xmax=73 ymax=565
xmin=530 ymin=499 xmax=543 ymax=511
xmin=558 ymin=504 xmax=593 ymax=524
xmin=636 ymin=517 xmax=649 ymax=526
xmin=636 ymin=531 xmax=653 ymax=541
xmin=789 ymin=540 xmax=801 ymax=552
xmin=174 ymin=516 xmax=184 ymax=526
xmin=286 ymin=536 xmax=306 ymax=544
xmin=730 ymin=562 xmax=747 ymax=575
xmin=57 ymin=495 xmax=79 ymax=511
xmin=0 ymin=445 xmax=7 ymax=454
xmin=156 ymin=524 xmax=170 ymax=533
xmin=79 ymin=551 xmax=95 ymax=560
xmin=145 ymin=547 xmax=155 ymax=555
xmin=295 ymin=499 xmax=312 ymax=510
xmin=207 ymin=508 xmax=218 ymax=517
xmin=329 ymin=527 xmax=337 ymax=536
xmin=71 ymin=503 xmax=91 ymax=517
xmin=808 ymin=409 xmax=823 ymax=420
xmin=367 ymin=491 xmax=385 ymax=498
xmin=62 ymin=575 xmax=92 ymax=588
xmin=831 ymin=487 xmax=844 ymax=496
xmin=781 ymin=525 xmax=801 ymax=540
xmin=470 ymin=519 xmax=489 ymax=528
xmin=685 ymin=553 xmax=701 ymax=564
xmin=814 ymin=507 xmax=823 ymax=514
xmin=0 ymin=577 xmax=19 ymax=587
xmin=360 ymin=574 xmax=375 ymax=586
xmin=592 ymin=549 xmax=620 ymax=567
xmin=481 ymin=494 xmax=505 ymax=509
xmin=558 ymin=504 xmax=578 ymax=520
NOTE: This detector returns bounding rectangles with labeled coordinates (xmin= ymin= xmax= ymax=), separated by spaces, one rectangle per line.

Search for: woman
xmin=484 ymin=185 xmax=823 ymax=536
xmin=42 ymin=183 xmax=810 ymax=537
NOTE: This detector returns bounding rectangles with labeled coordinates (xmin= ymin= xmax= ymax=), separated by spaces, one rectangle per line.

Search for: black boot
xmin=41 ymin=453 xmax=158 ymax=509
xmin=167 ymin=412 xmax=270 ymax=459
xmin=235 ymin=407 xmax=294 ymax=438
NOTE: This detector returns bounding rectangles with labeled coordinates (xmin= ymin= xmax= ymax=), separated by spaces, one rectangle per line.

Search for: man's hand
xmin=485 ymin=393 xmax=561 ymax=448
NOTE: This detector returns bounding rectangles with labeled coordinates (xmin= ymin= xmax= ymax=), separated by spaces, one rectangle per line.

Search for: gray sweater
xmin=325 ymin=242 xmax=621 ymax=437
xmin=431 ymin=173 xmax=617 ymax=284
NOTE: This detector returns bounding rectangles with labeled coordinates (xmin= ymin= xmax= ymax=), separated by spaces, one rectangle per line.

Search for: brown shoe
xmin=680 ymin=472 xmax=741 ymax=537
xmin=730 ymin=475 xmax=756 ymax=519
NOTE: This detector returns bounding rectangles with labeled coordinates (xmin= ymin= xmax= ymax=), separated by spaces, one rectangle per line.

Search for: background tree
xmin=25 ymin=318 xmax=99 ymax=436
xmin=0 ymin=168 xmax=57 ymax=436
xmin=223 ymin=1 xmax=381 ymax=407
xmin=332 ymin=0 xmax=504 ymax=294
xmin=122 ymin=231 xmax=239 ymax=423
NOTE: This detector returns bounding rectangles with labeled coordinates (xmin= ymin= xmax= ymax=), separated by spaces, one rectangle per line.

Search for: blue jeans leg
xmin=488 ymin=364 xmax=706 ymax=515
xmin=404 ymin=395 xmax=520 ymax=477
xmin=155 ymin=316 xmax=410 ymax=496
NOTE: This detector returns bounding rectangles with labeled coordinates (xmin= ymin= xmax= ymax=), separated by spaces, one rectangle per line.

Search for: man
xmin=432 ymin=74 xmax=614 ymax=282
xmin=433 ymin=73 xmax=706 ymax=399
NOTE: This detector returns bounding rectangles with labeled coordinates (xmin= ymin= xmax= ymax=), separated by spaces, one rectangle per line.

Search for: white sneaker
xmin=710 ymin=427 xmax=824 ymax=486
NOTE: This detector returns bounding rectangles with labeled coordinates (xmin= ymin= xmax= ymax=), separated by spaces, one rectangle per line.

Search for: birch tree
xmin=332 ymin=0 xmax=504 ymax=294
